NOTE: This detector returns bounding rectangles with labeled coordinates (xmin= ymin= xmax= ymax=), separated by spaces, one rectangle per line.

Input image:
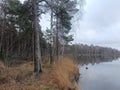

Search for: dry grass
xmin=0 ymin=61 xmax=37 ymax=90
xmin=0 ymin=58 xmax=80 ymax=90
xmin=41 ymin=58 xmax=80 ymax=90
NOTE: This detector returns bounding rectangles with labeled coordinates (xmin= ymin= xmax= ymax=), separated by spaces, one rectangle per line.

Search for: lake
xmin=78 ymin=58 xmax=120 ymax=90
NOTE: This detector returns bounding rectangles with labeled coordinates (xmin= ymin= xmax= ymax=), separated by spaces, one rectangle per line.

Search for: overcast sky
xmin=20 ymin=0 xmax=120 ymax=50
xmin=73 ymin=0 xmax=120 ymax=50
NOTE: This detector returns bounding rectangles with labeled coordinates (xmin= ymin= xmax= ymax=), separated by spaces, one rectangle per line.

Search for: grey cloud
xmin=84 ymin=0 xmax=120 ymax=29
xmin=73 ymin=0 xmax=120 ymax=50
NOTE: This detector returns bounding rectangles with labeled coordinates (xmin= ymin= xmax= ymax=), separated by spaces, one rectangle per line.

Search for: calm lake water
xmin=78 ymin=58 xmax=120 ymax=90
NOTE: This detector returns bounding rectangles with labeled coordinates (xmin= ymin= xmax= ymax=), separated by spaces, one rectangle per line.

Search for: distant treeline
xmin=64 ymin=44 xmax=120 ymax=58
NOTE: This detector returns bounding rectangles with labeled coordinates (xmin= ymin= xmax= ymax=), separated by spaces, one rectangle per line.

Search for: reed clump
xmin=41 ymin=58 xmax=80 ymax=90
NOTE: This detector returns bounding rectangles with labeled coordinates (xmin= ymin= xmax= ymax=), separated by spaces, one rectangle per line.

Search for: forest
xmin=65 ymin=44 xmax=120 ymax=58
xmin=64 ymin=44 xmax=120 ymax=65
xmin=0 ymin=0 xmax=84 ymax=69
xmin=0 ymin=0 xmax=83 ymax=90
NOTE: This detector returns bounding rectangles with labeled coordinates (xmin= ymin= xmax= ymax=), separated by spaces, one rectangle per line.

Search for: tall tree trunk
xmin=32 ymin=0 xmax=42 ymax=75
xmin=2 ymin=1 xmax=7 ymax=63
xmin=50 ymin=7 xmax=54 ymax=64
xmin=0 ymin=18 xmax=4 ymax=54
xmin=61 ymin=44 xmax=65 ymax=56
xmin=56 ymin=17 xmax=59 ymax=60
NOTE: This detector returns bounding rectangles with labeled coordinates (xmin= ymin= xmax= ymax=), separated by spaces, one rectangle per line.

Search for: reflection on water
xmin=76 ymin=55 xmax=119 ymax=65
xmin=79 ymin=58 xmax=120 ymax=90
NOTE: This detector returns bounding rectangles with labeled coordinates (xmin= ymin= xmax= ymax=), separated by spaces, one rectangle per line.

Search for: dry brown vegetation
xmin=0 ymin=58 xmax=80 ymax=90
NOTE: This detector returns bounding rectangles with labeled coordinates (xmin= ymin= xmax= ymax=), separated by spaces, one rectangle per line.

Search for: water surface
xmin=79 ymin=58 xmax=120 ymax=90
